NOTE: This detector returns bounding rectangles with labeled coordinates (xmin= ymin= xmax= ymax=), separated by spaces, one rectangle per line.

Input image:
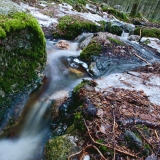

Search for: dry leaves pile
xmin=69 ymin=80 xmax=160 ymax=159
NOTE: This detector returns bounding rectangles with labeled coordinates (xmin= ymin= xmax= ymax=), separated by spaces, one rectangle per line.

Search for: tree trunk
xmin=129 ymin=0 xmax=140 ymax=17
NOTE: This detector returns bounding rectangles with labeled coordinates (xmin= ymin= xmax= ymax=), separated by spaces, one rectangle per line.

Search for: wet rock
xmin=125 ymin=130 xmax=142 ymax=151
xmin=80 ymin=32 xmax=140 ymax=77
xmin=123 ymin=23 xmax=135 ymax=33
xmin=114 ymin=5 xmax=123 ymax=11
xmin=105 ymin=21 xmax=123 ymax=36
xmin=128 ymin=35 xmax=141 ymax=42
xmin=83 ymin=98 xmax=97 ymax=117
xmin=78 ymin=33 xmax=94 ymax=50
xmin=55 ymin=40 xmax=70 ymax=50
xmin=89 ymin=62 xmax=101 ymax=76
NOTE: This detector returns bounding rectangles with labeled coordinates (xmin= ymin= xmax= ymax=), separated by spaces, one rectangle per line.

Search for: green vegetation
xmin=74 ymin=110 xmax=85 ymax=132
xmin=134 ymin=27 xmax=160 ymax=39
xmin=44 ymin=135 xmax=78 ymax=160
xmin=54 ymin=15 xmax=102 ymax=39
xmin=102 ymin=7 xmax=130 ymax=22
xmin=0 ymin=12 xmax=46 ymax=93
xmin=73 ymin=80 xmax=92 ymax=93
xmin=98 ymin=20 xmax=106 ymax=31
xmin=80 ymin=40 xmax=102 ymax=60
xmin=0 ymin=11 xmax=46 ymax=123
xmin=107 ymin=36 xmax=124 ymax=45
xmin=105 ymin=22 xmax=123 ymax=36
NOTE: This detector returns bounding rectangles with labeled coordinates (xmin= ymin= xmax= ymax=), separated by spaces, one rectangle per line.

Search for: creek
xmin=0 ymin=33 xmax=159 ymax=160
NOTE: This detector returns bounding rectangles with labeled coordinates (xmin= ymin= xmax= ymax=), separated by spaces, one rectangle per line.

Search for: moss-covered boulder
xmin=44 ymin=135 xmax=80 ymax=160
xmin=53 ymin=15 xmax=103 ymax=40
xmin=0 ymin=0 xmax=46 ymax=123
xmin=105 ymin=22 xmax=123 ymax=36
xmin=102 ymin=7 xmax=130 ymax=23
xmin=134 ymin=27 xmax=160 ymax=39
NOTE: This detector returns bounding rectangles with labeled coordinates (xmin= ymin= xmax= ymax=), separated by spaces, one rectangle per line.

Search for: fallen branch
xmin=117 ymin=118 xmax=160 ymax=129
xmin=132 ymin=52 xmax=151 ymax=65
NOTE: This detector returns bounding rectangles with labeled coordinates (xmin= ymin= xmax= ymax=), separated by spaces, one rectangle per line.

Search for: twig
xmin=140 ymin=29 xmax=142 ymax=39
xmin=132 ymin=52 xmax=151 ymax=65
xmin=91 ymin=145 xmax=107 ymax=160
xmin=154 ymin=130 xmax=159 ymax=140
xmin=126 ymin=71 xmax=142 ymax=78
xmin=135 ymin=54 xmax=150 ymax=65
xmin=117 ymin=118 xmax=160 ymax=129
xmin=112 ymin=106 xmax=116 ymax=160
xmin=68 ymin=150 xmax=82 ymax=160
xmin=83 ymin=119 xmax=137 ymax=158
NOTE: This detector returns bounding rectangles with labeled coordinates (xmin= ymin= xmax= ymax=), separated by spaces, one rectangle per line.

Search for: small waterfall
xmin=121 ymin=30 xmax=129 ymax=39
xmin=0 ymin=39 xmax=89 ymax=160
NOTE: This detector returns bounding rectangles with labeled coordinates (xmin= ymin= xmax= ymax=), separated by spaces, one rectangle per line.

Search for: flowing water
xmin=0 ymin=38 xmax=89 ymax=160
xmin=0 ymin=33 xmax=159 ymax=160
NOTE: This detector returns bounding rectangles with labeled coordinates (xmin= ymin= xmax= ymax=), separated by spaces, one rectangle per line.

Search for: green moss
xmin=0 ymin=26 xmax=6 ymax=38
xmin=102 ymin=7 xmax=130 ymax=23
xmin=74 ymin=111 xmax=85 ymax=132
xmin=45 ymin=135 xmax=78 ymax=160
xmin=134 ymin=27 xmax=160 ymax=39
xmin=107 ymin=36 xmax=124 ymax=45
xmin=0 ymin=12 xmax=44 ymax=44
xmin=106 ymin=22 xmax=123 ymax=36
xmin=54 ymin=15 xmax=102 ymax=39
xmin=80 ymin=40 xmax=102 ymax=60
xmin=97 ymin=20 xmax=106 ymax=31
xmin=0 ymin=11 xmax=46 ymax=123
xmin=73 ymin=80 xmax=92 ymax=93
xmin=0 ymin=11 xmax=46 ymax=94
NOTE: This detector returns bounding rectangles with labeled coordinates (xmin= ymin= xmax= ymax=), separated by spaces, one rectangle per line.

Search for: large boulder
xmin=0 ymin=0 xmax=46 ymax=123
xmin=53 ymin=15 xmax=103 ymax=40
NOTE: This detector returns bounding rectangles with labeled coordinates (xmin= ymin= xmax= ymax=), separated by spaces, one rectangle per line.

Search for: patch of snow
xmin=140 ymin=37 xmax=160 ymax=53
xmin=20 ymin=3 xmax=58 ymax=27
xmin=39 ymin=3 xmax=47 ymax=7
xmin=95 ymin=72 xmax=160 ymax=105
xmin=83 ymin=155 xmax=90 ymax=160
xmin=57 ymin=3 xmax=108 ymax=25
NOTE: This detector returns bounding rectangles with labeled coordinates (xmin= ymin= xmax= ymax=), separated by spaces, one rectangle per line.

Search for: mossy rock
xmin=73 ymin=79 xmax=92 ymax=93
xmin=134 ymin=27 xmax=160 ymax=39
xmin=44 ymin=135 xmax=80 ymax=160
xmin=53 ymin=15 xmax=102 ymax=40
xmin=0 ymin=0 xmax=46 ymax=123
xmin=105 ymin=22 xmax=123 ymax=36
xmin=102 ymin=7 xmax=130 ymax=23
xmin=80 ymin=40 xmax=102 ymax=60
xmin=80 ymin=32 xmax=125 ymax=61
